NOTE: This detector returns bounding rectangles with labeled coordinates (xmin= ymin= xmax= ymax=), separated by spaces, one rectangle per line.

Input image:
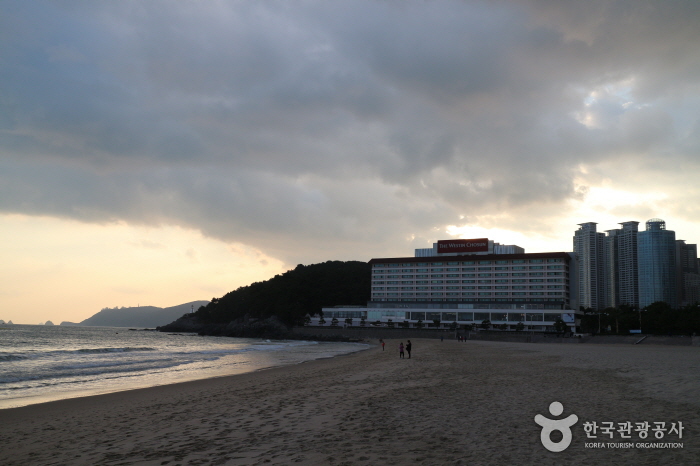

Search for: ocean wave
xmin=6 ymin=347 xmax=159 ymax=361
xmin=74 ymin=347 xmax=158 ymax=354
xmin=55 ymin=357 xmax=178 ymax=370
xmin=0 ymin=353 xmax=29 ymax=362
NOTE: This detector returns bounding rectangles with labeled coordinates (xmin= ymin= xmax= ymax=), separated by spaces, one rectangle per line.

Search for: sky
xmin=2 ymin=0 xmax=699 ymax=324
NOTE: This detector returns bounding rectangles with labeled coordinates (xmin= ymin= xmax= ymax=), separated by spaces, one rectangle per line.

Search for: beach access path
xmin=1 ymin=339 xmax=699 ymax=465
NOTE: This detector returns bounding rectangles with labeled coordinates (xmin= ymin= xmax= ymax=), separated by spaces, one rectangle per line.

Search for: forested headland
xmin=158 ymin=260 xmax=370 ymax=337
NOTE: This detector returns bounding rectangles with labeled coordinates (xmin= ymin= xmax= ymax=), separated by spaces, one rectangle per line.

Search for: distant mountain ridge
xmin=62 ymin=301 xmax=209 ymax=328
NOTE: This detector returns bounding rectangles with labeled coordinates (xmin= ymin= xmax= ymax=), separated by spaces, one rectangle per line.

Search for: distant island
xmin=158 ymin=261 xmax=370 ymax=338
xmin=61 ymin=301 xmax=209 ymax=328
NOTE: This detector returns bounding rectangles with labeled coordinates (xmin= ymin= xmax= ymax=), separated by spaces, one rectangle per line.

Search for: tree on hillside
xmin=193 ymin=261 xmax=371 ymax=326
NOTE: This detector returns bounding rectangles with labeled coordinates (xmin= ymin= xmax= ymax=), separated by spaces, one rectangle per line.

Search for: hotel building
xmin=573 ymin=223 xmax=605 ymax=311
xmin=603 ymin=221 xmax=640 ymax=309
xmin=577 ymin=218 xmax=697 ymax=311
xmin=676 ymin=241 xmax=700 ymax=307
xmin=638 ymin=219 xmax=678 ymax=309
xmin=321 ymin=238 xmax=580 ymax=332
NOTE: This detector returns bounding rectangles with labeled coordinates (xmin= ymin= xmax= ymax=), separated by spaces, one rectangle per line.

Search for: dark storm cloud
xmin=2 ymin=0 xmax=699 ymax=263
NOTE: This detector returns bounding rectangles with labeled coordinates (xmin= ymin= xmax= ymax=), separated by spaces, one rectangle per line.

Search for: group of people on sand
xmin=379 ymin=339 xmax=412 ymax=359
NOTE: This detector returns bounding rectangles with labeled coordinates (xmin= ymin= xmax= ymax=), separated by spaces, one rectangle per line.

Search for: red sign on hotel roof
xmin=437 ymin=238 xmax=489 ymax=253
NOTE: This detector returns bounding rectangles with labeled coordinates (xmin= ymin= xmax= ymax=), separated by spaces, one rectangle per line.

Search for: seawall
xmin=291 ymin=326 xmax=700 ymax=346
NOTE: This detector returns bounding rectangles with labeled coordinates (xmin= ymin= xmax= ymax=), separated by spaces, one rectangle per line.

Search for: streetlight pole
xmin=638 ymin=308 xmax=642 ymax=333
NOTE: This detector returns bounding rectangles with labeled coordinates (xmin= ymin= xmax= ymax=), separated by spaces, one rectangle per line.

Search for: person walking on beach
xmin=399 ymin=342 xmax=405 ymax=359
xmin=380 ymin=339 xmax=385 ymax=351
xmin=406 ymin=340 xmax=412 ymax=359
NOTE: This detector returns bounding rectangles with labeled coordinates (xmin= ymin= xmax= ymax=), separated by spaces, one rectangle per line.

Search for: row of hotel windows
xmin=373 ymin=280 xmax=566 ymax=286
xmin=373 ymin=266 xmax=565 ymax=274
xmin=374 ymin=277 xmax=565 ymax=282
xmin=365 ymin=311 xmax=566 ymax=321
xmin=373 ymin=285 xmax=564 ymax=290
xmin=373 ymin=273 xmax=566 ymax=280
xmin=318 ymin=310 xmax=569 ymax=321
xmin=372 ymin=292 xmax=565 ymax=296
xmin=373 ymin=259 xmax=563 ymax=267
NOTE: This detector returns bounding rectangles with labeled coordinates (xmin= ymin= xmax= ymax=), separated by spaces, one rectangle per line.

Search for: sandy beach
xmin=1 ymin=339 xmax=699 ymax=465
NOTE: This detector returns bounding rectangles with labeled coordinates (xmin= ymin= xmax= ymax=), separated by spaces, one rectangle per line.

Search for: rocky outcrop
xmin=157 ymin=314 xmax=291 ymax=339
xmin=158 ymin=314 xmax=365 ymax=341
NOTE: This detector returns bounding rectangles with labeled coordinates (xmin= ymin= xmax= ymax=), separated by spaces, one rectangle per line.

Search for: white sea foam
xmin=0 ymin=325 xmax=367 ymax=409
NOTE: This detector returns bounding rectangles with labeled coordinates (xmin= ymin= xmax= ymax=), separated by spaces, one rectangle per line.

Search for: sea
xmin=0 ymin=324 xmax=368 ymax=409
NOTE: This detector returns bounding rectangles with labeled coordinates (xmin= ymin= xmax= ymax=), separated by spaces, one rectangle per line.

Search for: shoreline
xmin=1 ymin=339 xmax=698 ymax=465
xmin=0 ymin=340 xmax=372 ymax=411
